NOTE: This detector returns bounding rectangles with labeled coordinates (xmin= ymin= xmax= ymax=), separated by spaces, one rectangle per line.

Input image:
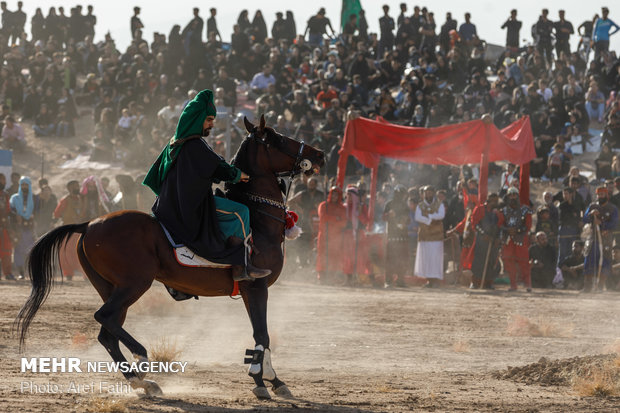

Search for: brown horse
xmin=16 ymin=115 xmax=324 ymax=399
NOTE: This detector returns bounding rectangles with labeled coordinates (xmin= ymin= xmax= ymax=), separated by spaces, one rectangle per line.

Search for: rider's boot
xmin=226 ymin=236 xmax=271 ymax=281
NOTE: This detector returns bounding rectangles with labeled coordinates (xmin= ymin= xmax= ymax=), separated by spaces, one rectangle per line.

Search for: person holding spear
xmin=448 ymin=192 xmax=501 ymax=289
xmin=582 ymin=186 xmax=618 ymax=292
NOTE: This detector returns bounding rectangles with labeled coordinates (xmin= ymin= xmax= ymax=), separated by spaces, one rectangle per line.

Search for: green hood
xmin=143 ymin=89 xmax=217 ymax=195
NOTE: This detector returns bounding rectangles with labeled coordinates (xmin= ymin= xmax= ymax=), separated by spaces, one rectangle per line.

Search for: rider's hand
xmin=240 ymin=172 xmax=250 ymax=182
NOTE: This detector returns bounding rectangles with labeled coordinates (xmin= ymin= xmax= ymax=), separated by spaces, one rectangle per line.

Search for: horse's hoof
xmin=273 ymin=384 xmax=293 ymax=398
xmin=129 ymin=378 xmax=163 ymax=397
xmin=143 ymin=380 xmax=163 ymax=397
xmin=252 ymin=386 xmax=271 ymax=400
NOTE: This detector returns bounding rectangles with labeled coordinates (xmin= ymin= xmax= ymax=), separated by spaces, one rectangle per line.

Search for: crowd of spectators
xmin=0 ymin=3 xmax=617 ymax=289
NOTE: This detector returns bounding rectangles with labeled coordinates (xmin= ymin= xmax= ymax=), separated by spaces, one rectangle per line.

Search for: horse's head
xmin=242 ymin=115 xmax=325 ymax=177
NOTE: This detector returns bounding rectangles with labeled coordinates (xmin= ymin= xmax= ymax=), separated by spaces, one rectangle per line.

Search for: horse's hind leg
xmin=93 ymin=285 xmax=163 ymax=396
xmin=77 ymin=237 xmax=161 ymax=395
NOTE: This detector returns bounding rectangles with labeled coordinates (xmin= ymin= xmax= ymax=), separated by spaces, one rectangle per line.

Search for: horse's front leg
xmin=241 ymin=278 xmax=292 ymax=399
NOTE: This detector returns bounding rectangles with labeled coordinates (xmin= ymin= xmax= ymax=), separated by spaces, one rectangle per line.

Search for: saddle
xmin=159 ymin=222 xmax=237 ymax=302
xmin=160 ymin=222 xmax=232 ymax=269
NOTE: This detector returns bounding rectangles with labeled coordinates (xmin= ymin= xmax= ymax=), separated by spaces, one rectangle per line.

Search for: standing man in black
xmin=439 ymin=12 xmax=457 ymax=53
xmin=535 ymin=9 xmax=554 ymax=67
xmin=0 ymin=1 xmax=12 ymax=46
xmin=11 ymin=1 xmax=25 ymax=46
xmin=554 ymin=10 xmax=574 ymax=58
xmin=272 ymin=12 xmax=286 ymax=43
xmin=207 ymin=8 xmax=221 ymax=42
xmin=303 ymin=8 xmax=336 ymax=48
xmin=130 ymin=6 xmax=143 ymax=40
xmin=85 ymin=5 xmax=96 ymax=40
xmin=501 ymin=9 xmax=521 ymax=55
xmin=183 ymin=8 xmax=204 ymax=43
xmin=558 ymin=187 xmax=582 ymax=263
xmin=378 ymin=4 xmax=395 ymax=58
xmin=397 ymin=3 xmax=408 ymax=28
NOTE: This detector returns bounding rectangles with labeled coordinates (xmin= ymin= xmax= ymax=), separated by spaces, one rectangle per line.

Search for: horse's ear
xmin=243 ymin=116 xmax=254 ymax=133
xmin=259 ymin=114 xmax=266 ymax=133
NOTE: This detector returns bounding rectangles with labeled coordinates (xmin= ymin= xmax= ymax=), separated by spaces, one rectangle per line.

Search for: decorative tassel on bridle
xmin=284 ymin=211 xmax=302 ymax=240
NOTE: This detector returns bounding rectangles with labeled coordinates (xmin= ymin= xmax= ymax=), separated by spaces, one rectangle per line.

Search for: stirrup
xmin=232 ymin=265 xmax=271 ymax=282
xmin=233 ymin=266 xmax=254 ymax=282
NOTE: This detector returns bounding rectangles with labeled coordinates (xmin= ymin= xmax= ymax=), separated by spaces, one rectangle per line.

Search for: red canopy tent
xmin=336 ymin=116 xmax=536 ymax=222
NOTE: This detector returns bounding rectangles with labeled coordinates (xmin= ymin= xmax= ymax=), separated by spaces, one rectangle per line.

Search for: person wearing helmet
xmin=498 ymin=187 xmax=532 ymax=292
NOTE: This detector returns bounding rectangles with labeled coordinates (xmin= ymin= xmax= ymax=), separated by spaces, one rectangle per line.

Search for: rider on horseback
xmin=143 ymin=89 xmax=271 ymax=281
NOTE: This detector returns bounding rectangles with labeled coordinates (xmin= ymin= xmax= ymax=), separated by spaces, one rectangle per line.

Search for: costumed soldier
xmin=143 ymin=89 xmax=271 ymax=282
xmin=451 ymin=193 xmax=501 ymax=289
xmin=383 ymin=185 xmax=410 ymax=288
xmin=315 ymin=186 xmax=347 ymax=284
xmin=498 ymin=187 xmax=532 ymax=292
xmin=343 ymin=183 xmax=373 ymax=287
xmin=582 ymin=186 xmax=618 ymax=292
xmin=446 ymin=190 xmax=478 ymax=285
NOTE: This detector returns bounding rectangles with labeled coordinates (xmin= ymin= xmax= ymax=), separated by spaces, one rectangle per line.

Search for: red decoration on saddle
xmin=285 ymin=211 xmax=299 ymax=230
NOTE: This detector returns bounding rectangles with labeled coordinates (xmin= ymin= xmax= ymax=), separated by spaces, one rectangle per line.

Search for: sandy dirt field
xmin=1 ymin=274 xmax=620 ymax=413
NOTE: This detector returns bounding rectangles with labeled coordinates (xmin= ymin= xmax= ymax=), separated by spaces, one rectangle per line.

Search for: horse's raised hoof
xmin=129 ymin=378 xmax=163 ymax=397
xmin=252 ymin=386 xmax=271 ymax=400
xmin=273 ymin=384 xmax=293 ymax=398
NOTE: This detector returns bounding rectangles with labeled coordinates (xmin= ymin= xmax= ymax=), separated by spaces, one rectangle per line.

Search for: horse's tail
xmin=15 ymin=221 xmax=89 ymax=350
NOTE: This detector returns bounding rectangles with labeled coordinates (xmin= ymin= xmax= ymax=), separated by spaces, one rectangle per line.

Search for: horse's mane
xmin=231 ymin=127 xmax=276 ymax=174
xmin=231 ymin=136 xmax=251 ymax=172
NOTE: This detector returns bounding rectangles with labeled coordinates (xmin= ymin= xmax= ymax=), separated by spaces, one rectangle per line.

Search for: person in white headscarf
xmin=415 ymin=185 xmax=446 ymax=288
xmin=9 ymin=176 xmax=35 ymax=278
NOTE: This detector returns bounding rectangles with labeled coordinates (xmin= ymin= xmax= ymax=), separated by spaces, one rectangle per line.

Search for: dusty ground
xmin=1 ymin=276 xmax=620 ymax=412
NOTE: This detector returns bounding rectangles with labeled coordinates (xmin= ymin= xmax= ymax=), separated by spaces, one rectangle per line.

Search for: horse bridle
xmin=251 ymin=128 xmax=312 ymax=198
xmin=252 ymin=129 xmax=310 ymax=177
xmin=243 ymin=130 xmax=313 ymax=226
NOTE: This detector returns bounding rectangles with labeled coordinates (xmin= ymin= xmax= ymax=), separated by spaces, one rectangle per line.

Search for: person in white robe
xmin=415 ymin=185 xmax=446 ymax=287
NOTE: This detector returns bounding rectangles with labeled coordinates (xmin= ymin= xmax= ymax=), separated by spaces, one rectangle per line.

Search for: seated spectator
xmin=157 ymin=97 xmax=181 ymax=133
xmin=535 ymin=206 xmax=558 ymax=249
xmin=547 ymin=143 xmax=567 ymax=181
xmin=249 ymin=63 xmax=275 ymax=97
xmin=409 ymin=104 xmax=425 ymax=126
xmin=585 ymin=82 xmax=605 ymax=123
xmin=316 ymin=80 xmax=338 ymax=112
xmin=376 ymin=87 xmax=396 ymax=119
xmin=1 ymin=116 xmax=25 ymax=150
xmin=116 ymin=108 xmax=135 ymax=141
xmin=32 ymin=104 xmax=55 ymax=137
xmin=289 ymin=90 xmax=312 ymax=122
xmin=595 ymin=143 xmax=614 ymax=180
xmin=77 ymin=72 xmax=100 ymax=106
xmin=316 ymin=111 xmax=343 ymax=151
xmin=55 ymin=105 xmax=75 ymax=137
xmin=559 ymin=240 xmax=585 ymax=290
xmin=529 ymin=231 xmax=558 ymax=289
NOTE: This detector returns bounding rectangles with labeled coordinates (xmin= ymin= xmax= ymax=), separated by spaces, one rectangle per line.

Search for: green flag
xmin=341 ymin=0 xmax=362 ymax=31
